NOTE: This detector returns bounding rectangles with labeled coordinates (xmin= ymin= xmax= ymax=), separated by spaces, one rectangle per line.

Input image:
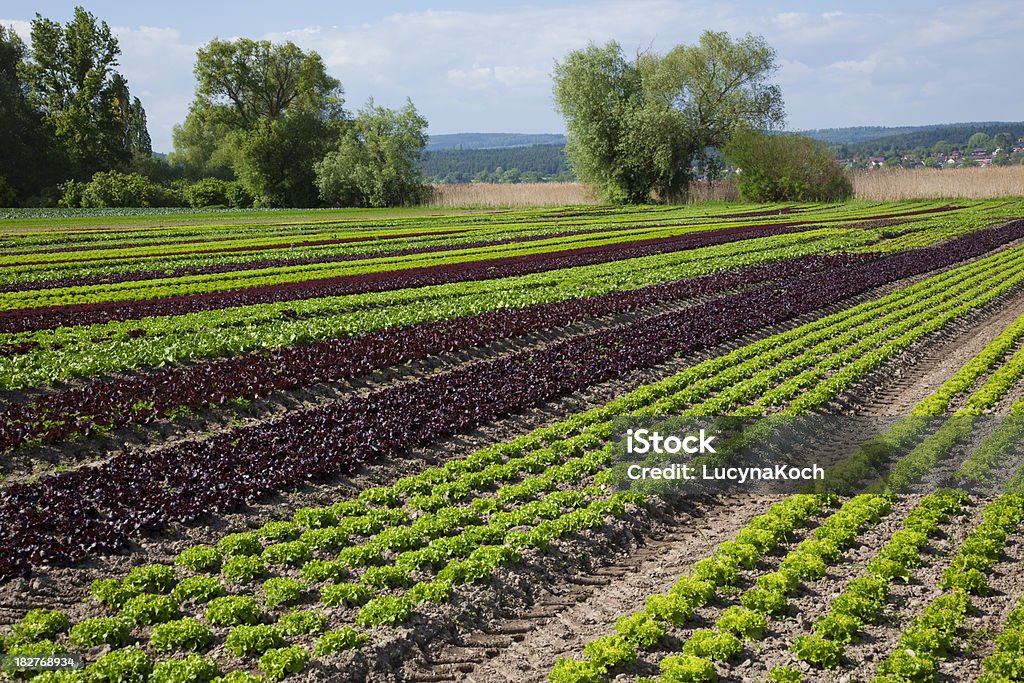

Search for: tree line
xmin=0 ymin=7 xmax=429 ymax=208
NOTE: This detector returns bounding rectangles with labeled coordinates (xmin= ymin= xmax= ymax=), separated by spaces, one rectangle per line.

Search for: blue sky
xmin=3 ymin=1 xmax=1020 ymax=152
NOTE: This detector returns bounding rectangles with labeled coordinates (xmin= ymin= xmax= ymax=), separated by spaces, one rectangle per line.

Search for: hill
xmin=426 ymin=133 xmax=566 ymax=151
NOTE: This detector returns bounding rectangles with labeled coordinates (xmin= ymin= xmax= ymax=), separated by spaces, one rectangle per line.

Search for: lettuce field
xmin=4 ymin=200 xmax=1024 ymax=683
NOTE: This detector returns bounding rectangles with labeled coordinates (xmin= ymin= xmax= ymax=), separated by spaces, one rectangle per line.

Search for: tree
xmin=0 ymin=25 xmax=62 ymax=204
xmin=553 ymin=32 xmax=784 ymax=203
xmin=20 ymin=7 xmax=149 ymax=179
xmin=967 ymin=132 xmax=992 ymax=150
xmin=174 ymin=38 xmax=345 ymax=205
xmin=314 ymin=99 xmax=428 ymax=207
xmin=723 ymin=128 xmax=852 ymax=202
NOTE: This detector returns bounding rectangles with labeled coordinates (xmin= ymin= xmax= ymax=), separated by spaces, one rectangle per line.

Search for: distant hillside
xmin=426 ymin=133 xmax=566 ymax=151
xmin=423 ymin=144 xmax=573 ymax=183
xmin=802 ymin=121 xmax=1024 ymax=149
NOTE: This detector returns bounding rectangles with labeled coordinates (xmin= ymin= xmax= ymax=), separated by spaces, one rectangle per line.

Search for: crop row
xmin=978 ymin=594 xmax=1024 ymax=682
xmin=6 ymin=228 xmax=1024 ymax=579
xmin=0 ymin=219 xmax=847 ymax=331
xmin=0 ymin=253 xmax=869 ymax=451
xmin=0 ymin=228 xmax=858 ymax=387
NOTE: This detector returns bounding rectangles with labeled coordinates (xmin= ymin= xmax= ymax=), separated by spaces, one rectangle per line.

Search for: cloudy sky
xmin=3 ymin=1 xmax=1020 ymax=152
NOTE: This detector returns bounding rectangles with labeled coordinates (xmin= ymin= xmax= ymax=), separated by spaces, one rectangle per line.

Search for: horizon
xmin=3 ymin=1 xmax=1021 ymax=153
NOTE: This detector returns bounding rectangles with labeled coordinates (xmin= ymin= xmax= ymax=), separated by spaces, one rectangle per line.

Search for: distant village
xmin=835 ymin=135 xmax=1024 ymax=170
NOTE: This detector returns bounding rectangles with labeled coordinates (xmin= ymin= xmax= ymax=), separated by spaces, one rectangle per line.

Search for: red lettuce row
xmin=0 ymin=219 xmax=1019 ymax=580
xmin=0 ymin=254 xmax=872 ymax=451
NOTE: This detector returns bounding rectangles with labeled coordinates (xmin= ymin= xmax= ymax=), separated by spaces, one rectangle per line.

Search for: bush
xmin=89 ymin=647 xmax=153 ymax=683
xmin=76 ymin=171 xmax=181 ymax=208
xmin=257 ymin=646 xmax=310 ymax=681
xmin=68 ymin=617 xmax=131 ymax=648
xmin=226 ymin=625 xmax=284 ymax=657
xmin=724 ymin=128 xmax=853 ymax=202
xmin=181 ymin=178 xmax=232 ymax=208
xmin=150 ymin=618 xmax=213 ymax=652
xmin=150 ymin=654 xmax=221 ymax=683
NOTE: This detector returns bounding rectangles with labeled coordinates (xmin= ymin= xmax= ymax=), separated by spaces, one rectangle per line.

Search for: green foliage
xmin=258 ymin=521 xmax=301 ymax=542
xmin=70 ymin=171 xmax=179 ymax=208
xmin=300 ymin=559 xmax=348 ymax=583
xmin=582 ymin=634 xmax=636 ymax=671
xmin=172 ymin=576 xmax=226 ymax=604
xmin=644 ymin=592 xmax=694 ymax=626
xmin=68 ymin=616 xmax=131 ymax=648
xmin=553 ymin=33 xmax=783 ymax=203
xmin=211 ymin=673 xmax=262 ymax=683
xmin=226 ymin=625 xmax=285 ymax=657
xmin=90 ymin=578 xmax=141 ymax=610
xmin=314 ymin=628 xmax=369 ymax=656
xmin=354 ymin=595 xmax=415 ymax=627
xmin=4 ymin=609 xmax=70 ymax=646
xmin=257 ymin=646 xmax=310 ymax=681
xmin=121 ymin=594 xmax=180 ymax=625
xmin=724 ymin=129 xmax=852 ymax=202
xmin=204 ymin=596 xmax=261 ymax=626
xmin=792 ymin=635 xmax=843 ymax=668
xmin=181 ymin=178 xmax=251 ymax=208
xmin=321 ymin=582 xmax=373 ymax=607
xmin=88 ymin=647 xmax=153 ymax=683
xmin=149 ymin=618 xmax=213 ymax=652
xmin=216 ymin=532 xmax=263 ymax=557
xmin=222 ymin=555 xmax=268 ymax=583
xmin=741 ymin=588 xmax=788 ymax=616
xmin=682 ymin=629 xmax=743 ymax=661
xmin=175 ymin=545 xmax=222 ymax=573
xmin=277 ymin=610 xmax=327 ymax=636
xmin=814 ymin=612 xmax=862 ymax=644
xmin=315 ymin=99 xmax=429 ymax=208
xmin=548 ymin=659 xmax=602 ymax=683
xmin=262 ymin=577 xmax=306 ymax=608
xmin=767 ymin=665 xmax=803 ymax=683
xmin=123 ymin=564 xmax=176 ymax=593
xmin=261 ymin=541 xmax=311 ymax=567
xmin=715 ymin=606 xmax=767 ymax=640
xmin=658 ymin=654 xmax=718 ymax=683
xmin=150 ymin=654 xmax=221 ymax=683
xmin=614 ymin=612 xmax=666 ymax=649
xmin=360 ymin=565 xmax=412 ymax=589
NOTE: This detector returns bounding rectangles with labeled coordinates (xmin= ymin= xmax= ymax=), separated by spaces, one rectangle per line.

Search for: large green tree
xmin=553 ymin=32 xmax=784 ymax=203
xmin=314 ymin=99 xmax=429 ymax=207
xmin=173 ymin=38 xmax=345 ymax=206
xmin=20 ymin=6 xmax=150 ymax=180
xmin=0 ymin=25 xmax=62 ymax=204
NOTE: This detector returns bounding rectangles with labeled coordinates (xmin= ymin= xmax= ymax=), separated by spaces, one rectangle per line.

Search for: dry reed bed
xmin=851 ymin=166 xmax=1024 ymax=201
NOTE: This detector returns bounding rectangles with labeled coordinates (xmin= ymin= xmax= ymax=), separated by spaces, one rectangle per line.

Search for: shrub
xmin=121 ymin=594 xmax=180 ymax=625
xmin=175 ymin=546 xmax=222 ymax=573
xmin=150 ymin=618 xmax=213 ymax=652
xmin=79 ymin=171 xmax=180 ymax=208
xmin=124 ymin=565 xmax=176 ymax=593
xmin=257 ymin=646 xmax=310 ymax=681
xmin=314 ymin=628 xmax=369 ymax=656
xmin=150 ymin=654 xmax=220 ymax=683
xmin=724 ymin=129 xmax=853 ymax=202
xmin=88 ymin=647 xmax=153 ymax=683
xmin=263 ymin=577 xmax=306 ymax=608
xmin=68 ymin=617 xmax=131 ymax=648
xmin=205 ymin=596 xmax=261 ymax=626
xmin=181 ymin=178 xmax=232 ymax=208
xmin=173 ymin=576 xmax=226 ymax=603
xmin=277 ymin=610 xmax=327 ymax=636
xmin=222 ymin=555 xmax=267 ymax=583
xmin=226 ymin=625 xmax=285 ymax=657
